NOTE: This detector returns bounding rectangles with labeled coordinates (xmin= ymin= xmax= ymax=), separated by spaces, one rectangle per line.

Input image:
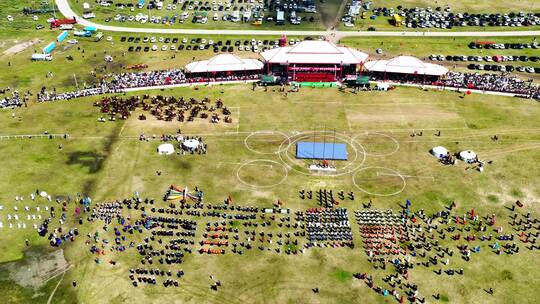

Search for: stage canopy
xmin=261 ymin=40 xmax=369 ymax=65
xmin=185 ymin=54 xmax=263 ymax=73
xmin=363 ymin=56 xmax=449 ymax=76
xmin=296 ymin=142 xmax=348 ymax=160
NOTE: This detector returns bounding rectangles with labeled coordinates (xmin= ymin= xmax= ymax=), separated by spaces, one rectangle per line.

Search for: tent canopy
xmin=364 ymin=56 xmax=449 ymax=76
xmin=261 ymin=40 xmax=369 ymax=64
xmin=158 ymin=143 xmax=175 ymax=155
xmin=185 ymin=54 xmax=263 ymax=73
xmin=296 ymin=141 xmax=348 ymax=160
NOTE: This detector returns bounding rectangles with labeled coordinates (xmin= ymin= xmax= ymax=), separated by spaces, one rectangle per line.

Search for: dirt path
xmin=3 ymin=39 xmax=42 ymax=55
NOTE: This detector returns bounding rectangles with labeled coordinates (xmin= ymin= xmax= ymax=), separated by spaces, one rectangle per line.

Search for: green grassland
xmin=1 ymin=84 xmax=540 ymax=303
xmin=2 ymin=3 xmax=540 ymax=303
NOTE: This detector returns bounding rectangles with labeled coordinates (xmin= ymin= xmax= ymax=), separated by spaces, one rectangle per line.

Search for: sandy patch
xmin=2 ymin=248 xmax=69 ymax=289
xmin=3 ymin=39 xmax=42 ymax=55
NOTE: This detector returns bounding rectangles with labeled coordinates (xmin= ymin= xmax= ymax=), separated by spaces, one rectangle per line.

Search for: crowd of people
xmin=23 ymin=182 xmax=540 ymax=301
xmin=0 ymin=88 xmax=21 ymax=109
xmin=105 ymin=69 xmax=187 ymax=90
xmin=439 ymin=72 xmax=540 ymax=99
xmin=36 ymin=83 xmax=121 ymax=103
xmin=95 ymin=94 xmax=232 ymax=124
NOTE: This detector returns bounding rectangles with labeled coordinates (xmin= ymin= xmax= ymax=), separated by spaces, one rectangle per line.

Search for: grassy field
xmin=1 ymin=84 xmax=540 ymax=303
xmin=2 ymin=3 xmax=540 ymax=303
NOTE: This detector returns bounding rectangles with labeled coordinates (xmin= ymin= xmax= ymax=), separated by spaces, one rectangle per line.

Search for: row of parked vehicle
xmin=429 ymin=54 xmax=540 ymax=63
xmin=374 ymin=6 xmax=540 ymax=29
xmin=121 ymin=36 xmax=301 ymax=53
xmin=467 ymin=64 xmax=540 ymax=74
xmin=468 ymin=42 xmax=539 ymax=49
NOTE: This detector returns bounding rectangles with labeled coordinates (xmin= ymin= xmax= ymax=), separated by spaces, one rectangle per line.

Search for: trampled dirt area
xmin=1 ymin=248 xmax=69 ymax=289
xmin=3 ymin=39 xmax=42 ymax=55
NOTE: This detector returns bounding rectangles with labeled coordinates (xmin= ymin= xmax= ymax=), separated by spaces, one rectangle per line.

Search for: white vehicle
xmin=156 ymin=1 xmax=163 ymax=9
xmin=152 ymin=44 xmax=158 ymax=51
xmin=213 ymin=13 xmax=218 ymax=21
xmin=100 ymin=1 xmax=111 ymax=7
xmin=526 ymin=66 xmax=534 ymax=73
xmin=170 ymin=45 xmax=176 ymax=51
xmin=67 ymin=39 xmax=78 ymax=44
xmin=238 ymin=45 xmax=243 ymax=51
xmin=202 ymin=39 xmax=207 ymax=44
xmin=182 ymin=38 xmax=188 ymax=44
xmin=258 ymin=40 xmax=263 ymax=46
xmin=208 ymin=39 xmax=214 ymax=45
xmin=104 ymin=55 xmax=113 ymax=62
xmin=252 ymin=45 xmax=259 ymax=52
xmin=83 ymin=12 xmax=96 ymax=19
xmin=150 ymin=36 xmax=156 ymax=43
xmin=59 ymin=24 xmax=74 ymax=30
xmin=158 ymin=36 xmax=164 ymax=42
xmin=161 ymin=45 xmax=168 ymax=51
xmin=31 ymin=53 xmax=52 ymax=61
xmin=199 ymin=44 xmax=204 ymax=50
xmin=33 ymin=15 xmax=39 ymax=21
xmin=106 ymin=36 xmax=113 ymax=41
xmin=7 ymin=15 xmax=14 ymax=22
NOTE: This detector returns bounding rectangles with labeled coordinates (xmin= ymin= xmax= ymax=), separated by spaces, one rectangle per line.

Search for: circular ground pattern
xmin=244 ymin=131 xmax=290 ymax=155
xmin=352 ymin=166 xmax=406 ymax=197
xmin=235 ymin=159 xmax=288 ymax=189
xmin=278 ymin=130 xmax=366 ymax=177
xmin=352 ymin=132 xmax=399 ymax=157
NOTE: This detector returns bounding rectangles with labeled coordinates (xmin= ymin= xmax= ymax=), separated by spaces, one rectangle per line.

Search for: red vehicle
xmin=50 ymin=17 xmax=77 ymax=28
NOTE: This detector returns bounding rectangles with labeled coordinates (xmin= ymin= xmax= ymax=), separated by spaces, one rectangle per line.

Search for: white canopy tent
xmin=260 ymin=40 xmax=369 ymax=64
xmin=363 ymin=56 xmax=449 ymax=76
xmin=157 ymin=143 xmax=175 ymax=155
xmin=459 ymin=150 xmax=477 ymax=163
xmin=185 ymin=54 xmax=263 ymax=73
xmin=431 ymin=146 xmax=448 ymax=159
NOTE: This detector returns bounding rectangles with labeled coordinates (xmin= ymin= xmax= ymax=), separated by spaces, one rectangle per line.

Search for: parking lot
xmin=73 ymin=0 xmax=324 ymax=29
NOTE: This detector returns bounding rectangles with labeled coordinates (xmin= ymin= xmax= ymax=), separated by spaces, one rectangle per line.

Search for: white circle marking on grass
xmin=235 ymin=159 xmax=289 ymax=189
xmin=352 ymin=131 xmax=400 ymax=157
xmin=352 ymin=166 xmax=406 ymax=197
xmin=244 ymin=130 xmax=291 ymax=155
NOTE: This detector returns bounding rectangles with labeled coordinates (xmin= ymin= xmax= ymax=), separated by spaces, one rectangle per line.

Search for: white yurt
xmin=183 ymin=139 xmax=200 ymax=150
xmin=157 ymin=143 xmax=175 ymax=155
xmin=459 ymin=150 xmax=477 ymax=163
xmin=431 ymin=146 xmax=448 ymax=159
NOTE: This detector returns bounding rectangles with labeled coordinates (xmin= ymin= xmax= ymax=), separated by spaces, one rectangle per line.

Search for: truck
xmin=32 ymin=53 xmax=53 ymax=61
xmin=93 ymin=32 xmax=104 ymax=42
xmin=74 ymin=31 xmax=92 ymax=37
xmin=50 ymin=17 xmax=77 ymax=28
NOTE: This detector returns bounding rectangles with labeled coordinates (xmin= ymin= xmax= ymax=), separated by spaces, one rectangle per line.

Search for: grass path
xmin=46 ymin=271 xmax=66 ymax=304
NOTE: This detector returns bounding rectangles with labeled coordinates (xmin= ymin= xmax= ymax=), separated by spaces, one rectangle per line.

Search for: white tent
xmin=363 ymin=56 xmax=449 ymax=76
xmin=459 ymin=150 xmax=477 ymax=163
xmin=431 ymin=146 xmax=448 ymax=159
xmin=157 ymin=143 xmax=175 ymax=155
xmin=261 ymin=40 xmax=369 ymax=64
xmin=185 ymin=54 xmax=263 ymax=73
xmin=376 ymin=82 xmax=390 ymax=91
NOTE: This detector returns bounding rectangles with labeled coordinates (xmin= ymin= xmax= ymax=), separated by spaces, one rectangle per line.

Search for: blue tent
xmin=43 ymin=42 xmax=56 ymax=54
xmin=296 ymin=142 xmax=348 ymax=160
